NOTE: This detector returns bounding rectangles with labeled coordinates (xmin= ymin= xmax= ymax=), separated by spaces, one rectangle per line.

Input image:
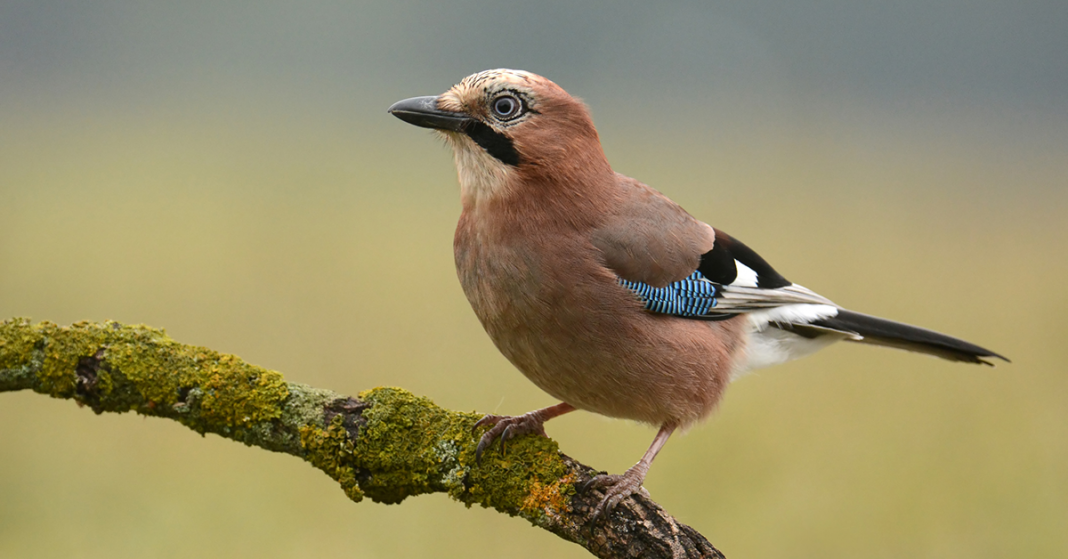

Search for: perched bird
xmin=388 ymin=69 xmax=1006 ymax=518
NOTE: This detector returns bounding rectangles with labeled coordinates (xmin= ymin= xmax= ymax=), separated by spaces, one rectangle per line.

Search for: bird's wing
xmin=608 ymin=222 xmax=842 ymax=325
xmin=601 ymin=211 xmax=1007 ymax=364
xmin=589 ymin=175 xmax=831 ymax=322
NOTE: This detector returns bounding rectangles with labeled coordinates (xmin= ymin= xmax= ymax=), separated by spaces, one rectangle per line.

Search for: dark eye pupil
xmin=494 ymin=96 xmax=518 ymax=117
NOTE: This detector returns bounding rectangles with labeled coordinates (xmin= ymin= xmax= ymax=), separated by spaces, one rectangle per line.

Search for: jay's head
xmin=389 ymin=69 xmax=609 ymax=202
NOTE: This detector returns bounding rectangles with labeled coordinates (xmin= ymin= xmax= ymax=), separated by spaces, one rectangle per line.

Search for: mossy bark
xmin=0 ymin=318 xmax=724 ymax=559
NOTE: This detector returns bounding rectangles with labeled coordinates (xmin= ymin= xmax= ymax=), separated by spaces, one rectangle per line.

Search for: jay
xmin=388 ymin=69 xmax=1006 ymax=518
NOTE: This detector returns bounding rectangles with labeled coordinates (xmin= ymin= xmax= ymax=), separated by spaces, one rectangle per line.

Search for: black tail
xmin=812 ymin=309 xmax=1009 ymax=365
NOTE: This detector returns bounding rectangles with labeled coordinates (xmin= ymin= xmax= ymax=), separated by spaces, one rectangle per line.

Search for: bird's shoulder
xmin=589 ymin=174 xmax=715 ymax=287
xmin=589 ymin=174 xmax=793 ymax=292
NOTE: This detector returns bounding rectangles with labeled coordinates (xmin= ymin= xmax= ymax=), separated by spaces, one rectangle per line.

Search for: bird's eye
xmin=491 ymin=95 xmax=522 ymax=120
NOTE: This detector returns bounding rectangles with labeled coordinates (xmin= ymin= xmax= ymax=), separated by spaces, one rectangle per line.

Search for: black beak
xmin=388 ymin=94 xmax=522 ymax=166
xmin=388 ymin=96 xmax=472 ymax=132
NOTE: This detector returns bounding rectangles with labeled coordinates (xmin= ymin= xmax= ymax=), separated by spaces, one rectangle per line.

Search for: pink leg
xmin=584 ymin=423 xmax=677 ymax=520
xmin=473 ymin=402 xmax=576 ymax=462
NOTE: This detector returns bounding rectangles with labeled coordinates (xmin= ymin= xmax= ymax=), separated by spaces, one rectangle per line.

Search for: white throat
xmin=446 ymin=133 xmax=512 ymax=205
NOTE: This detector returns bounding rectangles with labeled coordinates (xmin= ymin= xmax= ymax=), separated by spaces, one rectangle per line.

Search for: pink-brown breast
xmin=454 ymin=195 xmax=748 ymax=428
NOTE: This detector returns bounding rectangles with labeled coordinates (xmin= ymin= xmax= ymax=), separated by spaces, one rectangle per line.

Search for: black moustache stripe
xmin=463 ymin=121 xmax=521 ymax=166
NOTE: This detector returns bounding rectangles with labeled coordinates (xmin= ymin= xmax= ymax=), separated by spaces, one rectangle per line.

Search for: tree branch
xmin=0 ymin=318 xmax=724 ymax=559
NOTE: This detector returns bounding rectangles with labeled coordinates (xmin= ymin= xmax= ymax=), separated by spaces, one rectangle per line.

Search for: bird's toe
xmin=472 ymin=412 xmax=550 ymax=463
xmin=472 ymin=413 xmax=505 ymax=432
xmin=583 ymin=470 xmax=647 ymax=523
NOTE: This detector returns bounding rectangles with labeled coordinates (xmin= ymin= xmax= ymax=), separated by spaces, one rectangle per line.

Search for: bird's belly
xmin=455 ymin=238 xmax=746 ymax=427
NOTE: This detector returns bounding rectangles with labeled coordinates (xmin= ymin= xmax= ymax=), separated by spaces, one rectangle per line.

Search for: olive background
xmin=1 ymin=2 xmax=1066 ymax=558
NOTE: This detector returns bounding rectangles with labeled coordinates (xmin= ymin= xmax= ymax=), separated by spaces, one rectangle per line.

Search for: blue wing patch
xmin=618 ymin=271 xmax=719 ymax=317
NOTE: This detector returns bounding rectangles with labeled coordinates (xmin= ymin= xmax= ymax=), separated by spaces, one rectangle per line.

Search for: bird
xmin=387 ymin=69 xmax=1006 ymax=519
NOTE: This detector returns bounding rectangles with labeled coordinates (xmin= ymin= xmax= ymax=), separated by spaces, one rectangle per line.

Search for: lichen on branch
xmin=0 ymin=318 xmax=724 ymax=559
xmin=0 ymin=317 xmax=293 ymax=448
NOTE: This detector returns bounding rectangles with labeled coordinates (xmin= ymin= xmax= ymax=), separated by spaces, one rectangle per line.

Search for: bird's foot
xmin=581 ymin=466 xmax=651 ymax=522
xmin=472 ymin=412 xmax=548 ymax=463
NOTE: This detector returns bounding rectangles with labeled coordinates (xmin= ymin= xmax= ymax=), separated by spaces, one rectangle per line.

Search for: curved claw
xmin=579 ymin=474 xmax=610 ymax=493
xmin=473 ymin=414 xmax=505 ymax=464
xmin=474 ymin=436 xmax=490 ymax=464
xmin=592 ymin=490 xmax=627 ymax=522
xmin=576 ymin=476 xmax=602 ymax=497
xmin=499 ymin=425 xmax=512 ymax=456
xmin=583 ymin=471 xmax=647 ymax=523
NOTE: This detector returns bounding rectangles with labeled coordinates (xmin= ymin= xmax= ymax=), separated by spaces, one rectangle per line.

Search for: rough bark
xmin=0 ymin=318 xmax=725 ymax=559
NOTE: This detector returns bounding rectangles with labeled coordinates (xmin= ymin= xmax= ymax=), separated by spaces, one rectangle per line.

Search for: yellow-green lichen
xmin=461 ymin=427 xmax=571 ymax=518
xmin=299 ymin=386 xmax=574 ymax=523
xmin=300 ymin=415 xmax=365 ymax=502
xmin=0 ymin=318 xmax=46 ymax=391
xmin=353 ymin=387 xmax=481 ymax=504
xmin=0 ymin=318 xmax=289 ymax=437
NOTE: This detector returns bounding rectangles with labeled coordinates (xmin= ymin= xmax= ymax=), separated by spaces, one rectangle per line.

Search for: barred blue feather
xmin=618 ymin=271 xmax=719 ymax=317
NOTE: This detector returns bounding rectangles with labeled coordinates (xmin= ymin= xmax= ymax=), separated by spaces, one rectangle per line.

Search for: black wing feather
xmin=698 ymin=229 xmax=792 ymax=289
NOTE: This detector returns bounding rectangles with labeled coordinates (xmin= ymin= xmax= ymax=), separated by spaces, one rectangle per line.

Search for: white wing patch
xmin=747 ymin=303 xmax=839 ymax=332
xmin=730 ymin=260 xmax=758 ymax=287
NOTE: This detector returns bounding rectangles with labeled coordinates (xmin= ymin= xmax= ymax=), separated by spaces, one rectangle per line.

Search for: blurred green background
xmin=1 ymin=2 xmax=1066 ymax=558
